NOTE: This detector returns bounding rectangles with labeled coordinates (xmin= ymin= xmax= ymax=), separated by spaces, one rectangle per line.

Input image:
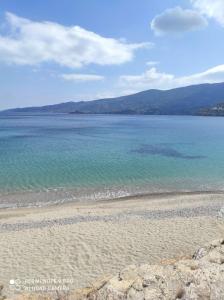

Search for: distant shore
xmin=0 ymin=192 xmax=224 ymax=296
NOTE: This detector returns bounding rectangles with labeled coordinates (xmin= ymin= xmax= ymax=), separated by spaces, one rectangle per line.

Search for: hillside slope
xmin=2 ymin=82 xmax=224 ymax=115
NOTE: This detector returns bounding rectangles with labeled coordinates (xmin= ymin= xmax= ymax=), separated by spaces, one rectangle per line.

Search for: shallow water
xmin=1 ymin=113 xmax=224 ymax=207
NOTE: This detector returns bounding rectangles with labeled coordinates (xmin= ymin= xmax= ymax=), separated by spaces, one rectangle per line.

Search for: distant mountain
xmin=2 ymin=82 xmax=224 ymax=116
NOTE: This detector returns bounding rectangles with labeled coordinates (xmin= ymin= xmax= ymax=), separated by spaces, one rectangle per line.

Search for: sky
xmin=0 ymin=0 xmax=224 ymax=110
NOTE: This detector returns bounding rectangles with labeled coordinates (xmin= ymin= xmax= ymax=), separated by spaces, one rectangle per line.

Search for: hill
xmin=2 ymin=82 xmax=224 ymax=115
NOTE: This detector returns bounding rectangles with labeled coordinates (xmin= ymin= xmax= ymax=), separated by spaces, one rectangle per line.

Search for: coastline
xmin=1 ymin=187 xmax=224 ymax=209
xmin=0 ymin=191 xmax=224 ymax=295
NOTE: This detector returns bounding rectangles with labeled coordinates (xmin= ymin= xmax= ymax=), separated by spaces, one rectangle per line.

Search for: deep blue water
xmin=0 ymin=114 xmax=224 ymax=207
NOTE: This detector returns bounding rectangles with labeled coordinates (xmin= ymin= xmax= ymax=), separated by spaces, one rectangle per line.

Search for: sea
xmin=0 ymin=113 xmax=224 ymax=208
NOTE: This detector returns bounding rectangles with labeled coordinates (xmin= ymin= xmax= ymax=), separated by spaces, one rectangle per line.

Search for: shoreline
xmin=1 ymin=188 xmax=224 ymax=211
xmin=0 ymin=190 xmax=224 ymax=228
xmin=0 ymin=192 xmax=224 ymax=295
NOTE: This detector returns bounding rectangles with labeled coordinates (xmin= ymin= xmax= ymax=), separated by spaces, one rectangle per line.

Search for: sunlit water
xmin=1 ymin=113 xmax=224 ymax=208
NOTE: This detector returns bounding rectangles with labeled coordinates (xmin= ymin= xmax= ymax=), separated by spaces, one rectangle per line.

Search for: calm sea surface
xmin=1 ymin=114 xmax=224 ymax=208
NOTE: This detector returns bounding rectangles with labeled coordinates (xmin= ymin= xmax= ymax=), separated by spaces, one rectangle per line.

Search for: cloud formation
xmin=61 ymin=73 xmax=104 ymax=82
xmin=146 ymin=61 xmax=159 ymax=66
xmin=0 ymin=12 xmax=151 ymax=68
xmin=191 ymin=0 xmax=224 ymax=26
xmin=120 ymin=65 xmax=224 ymax=91
xmin=151 ymin=6 xmax=207 ymax=35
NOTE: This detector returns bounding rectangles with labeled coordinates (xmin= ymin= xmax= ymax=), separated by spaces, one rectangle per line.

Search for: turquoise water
xmin=1 ymin=114 xmax=224 ymax=207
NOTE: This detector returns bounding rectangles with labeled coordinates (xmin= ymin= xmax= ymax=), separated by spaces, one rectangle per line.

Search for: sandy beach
xmin=0 ymin=192 xmax=224 ymax=295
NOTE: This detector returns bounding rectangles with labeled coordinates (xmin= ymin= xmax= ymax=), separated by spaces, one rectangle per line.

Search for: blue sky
xmin=0 ymin=0 xmax=224 ymax=110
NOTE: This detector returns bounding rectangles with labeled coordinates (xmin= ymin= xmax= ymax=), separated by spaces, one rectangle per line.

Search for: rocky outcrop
xmin=3 ymin=239 xmax=224 ymax=300
xmin=71 ymin=239 xmax=224 ymax=300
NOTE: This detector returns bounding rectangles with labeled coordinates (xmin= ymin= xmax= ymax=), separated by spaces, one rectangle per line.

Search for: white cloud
xmin=0 ymin=12 xmax=151 ymax=68
xmin=120 ymin=68 xmax=174 ymax=90
xmin=191 ymin=0 xmax=224 ymax=26
xmin=151 ymin=6 xmax=207 ymax=35
xmin=179 ymin=65 xmax=224 ymax=85
xmin=119 ymin=65 xmax=224 ymax=91
xmin=146 ymin=61 xmax=159 ymax=66
xmin=61 ymin=73 xmax=104 ymax=82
